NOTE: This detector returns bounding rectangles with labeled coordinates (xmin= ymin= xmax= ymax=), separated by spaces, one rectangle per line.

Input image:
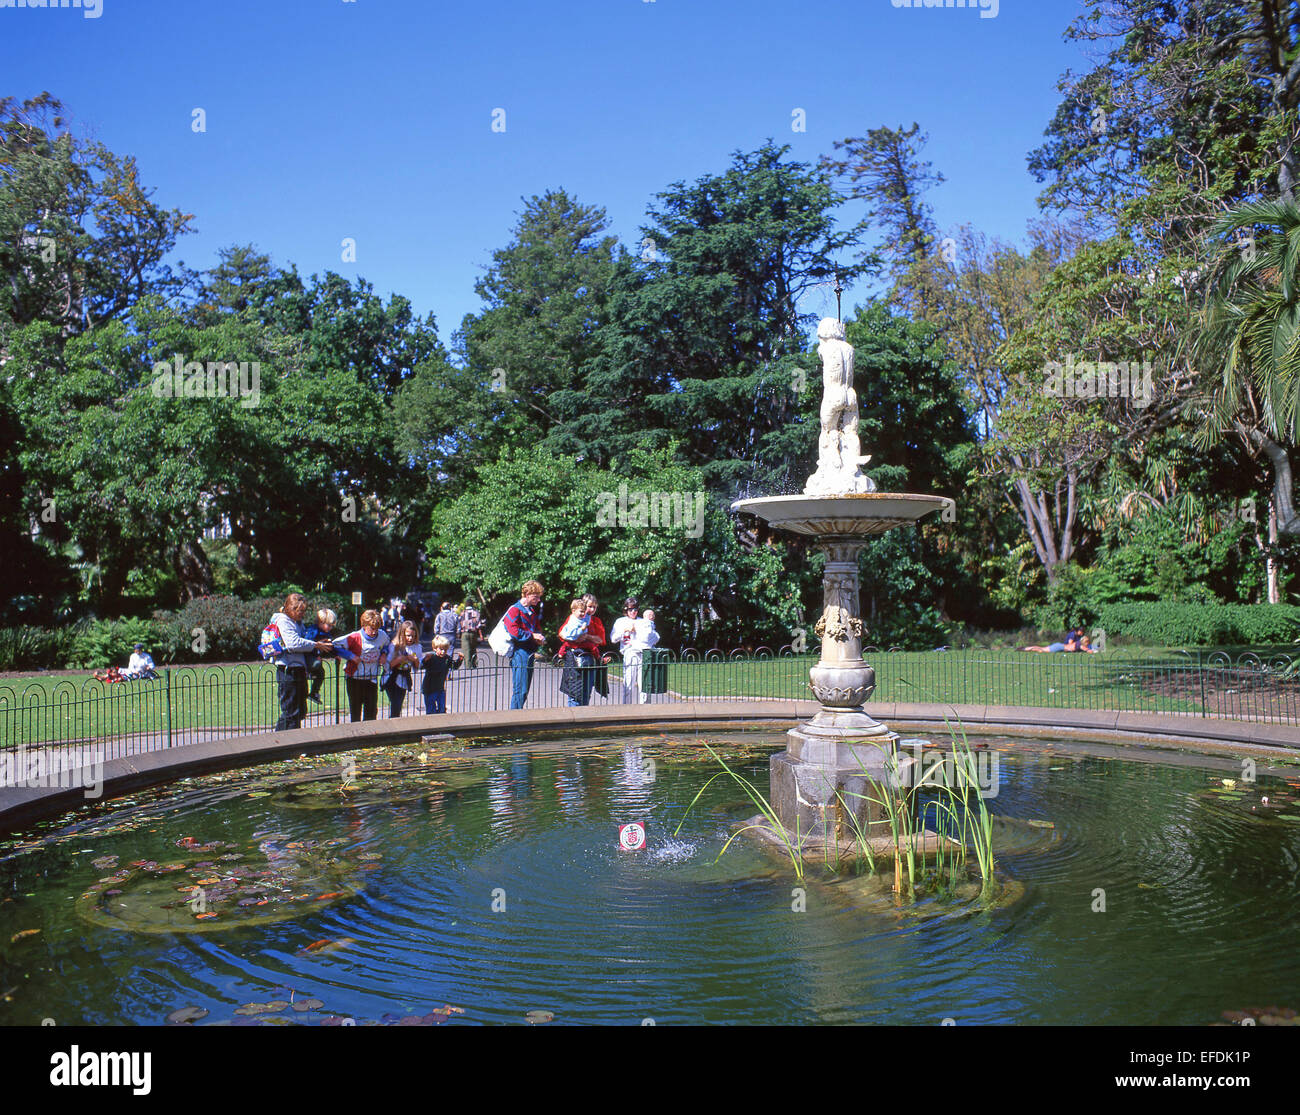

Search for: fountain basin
xmin=731 ymin=492 xmax=948 ymax=537
xmin=2 ymin=730 xmax=1298 ymax=1025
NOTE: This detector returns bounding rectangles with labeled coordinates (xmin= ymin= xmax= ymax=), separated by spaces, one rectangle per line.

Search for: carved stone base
xmin=770 ymin=746 xmax=914 ymax=840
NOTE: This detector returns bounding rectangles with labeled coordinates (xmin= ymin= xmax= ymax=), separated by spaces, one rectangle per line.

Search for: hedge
xmin=1094 ymin=601 xmax=1300 ymax=647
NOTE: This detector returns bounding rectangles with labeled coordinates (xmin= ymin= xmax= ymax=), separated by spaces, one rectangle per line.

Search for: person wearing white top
xmin=630 ymin=610 xmax=659 ymax=652
xmin=123 ymin=645 xmax=158 ymax=679
xmin=610 ymin=597 xmax=655 ymax=704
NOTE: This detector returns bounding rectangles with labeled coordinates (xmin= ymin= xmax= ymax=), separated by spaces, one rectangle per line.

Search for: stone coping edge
xmin=2 ymin=700 xmax=1297 ymax=832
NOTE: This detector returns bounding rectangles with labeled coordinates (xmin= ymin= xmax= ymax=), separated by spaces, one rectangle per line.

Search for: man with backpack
xmin=266 ymin=593 xmax=335 ymax=731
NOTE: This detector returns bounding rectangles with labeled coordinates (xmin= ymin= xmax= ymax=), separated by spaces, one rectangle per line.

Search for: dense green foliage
xmin=1094 ymin=602 xmax=1300 ymax=648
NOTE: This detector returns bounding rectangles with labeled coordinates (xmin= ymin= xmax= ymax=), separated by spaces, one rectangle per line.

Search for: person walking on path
xmin=334 ymin=609 xmax=391 ymax=722
xmin=270 ymin=593 xmax=335 ymax=731
xmin=460 ymin=599 xmax=482 ymax=668
xmin=504 ymin=580 xmax=546 ymax=709
xmin=433 ymin=600 xmax=461 ymax=650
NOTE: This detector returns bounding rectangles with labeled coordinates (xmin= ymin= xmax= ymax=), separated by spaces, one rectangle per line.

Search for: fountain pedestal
xmin=731 ymin=494 xmax=947 ymax=840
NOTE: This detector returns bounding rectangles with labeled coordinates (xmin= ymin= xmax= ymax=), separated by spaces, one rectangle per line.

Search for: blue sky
xmin=2 ymin=0 xmax=1088 ymax=341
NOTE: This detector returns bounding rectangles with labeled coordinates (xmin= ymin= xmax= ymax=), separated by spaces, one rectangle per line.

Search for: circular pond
xmin=1 ymin=730 xmax=1298 ymax=1025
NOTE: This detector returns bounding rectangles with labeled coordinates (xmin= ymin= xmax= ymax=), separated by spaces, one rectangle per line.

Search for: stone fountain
xmin=732 ymin=317 xmax=948 ymax=841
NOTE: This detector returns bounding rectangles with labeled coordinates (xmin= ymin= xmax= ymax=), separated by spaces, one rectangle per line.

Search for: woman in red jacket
xmin=559 ymin=593 xmax=612 ymax=706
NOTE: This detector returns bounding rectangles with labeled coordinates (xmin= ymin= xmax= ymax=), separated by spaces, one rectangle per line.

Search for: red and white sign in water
xmin=618 ymin=822 xmax=646 ymax=851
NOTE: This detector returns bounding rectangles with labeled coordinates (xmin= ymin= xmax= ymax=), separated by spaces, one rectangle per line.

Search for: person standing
xmin=382 ymin=619 xmax=421 ymax=718
xmin=420 ymin=636 xmax=463 ymax=713
xmin=334 ymin=609 xmax=391 ymax=722
xmin=433 ymin=600 xmax=461 ymax=650
xmin=504 ymin=580 xmax=546 ymax=710
xmin=460 ymin=599 xmax=482 ymax=668
xmin=609 ymin=597 xmax=642 ymax=704
xmin=560 ymin=593 xmax=610 ymax=707
xmin=270 ymin=593 xmax=335 ymax=731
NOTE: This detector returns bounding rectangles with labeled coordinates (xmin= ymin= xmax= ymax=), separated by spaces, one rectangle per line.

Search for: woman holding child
xmin=559 ymin=593 xmax=609 ymax=707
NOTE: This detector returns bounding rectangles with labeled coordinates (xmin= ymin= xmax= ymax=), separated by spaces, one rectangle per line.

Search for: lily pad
xmin=166 ymin=1006 xmax=209 ymax=1025
xmin=234 ymin=1001 xmax=287 ymax=1016
xmin=291 ymin=998 xmax=324 ymax=1012
xmin=524 ymin=1009 xmax=555 ymax=1025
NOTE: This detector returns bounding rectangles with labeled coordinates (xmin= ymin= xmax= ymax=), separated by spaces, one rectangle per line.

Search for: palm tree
xmin=1191 ymin=198 xmax=1300 ymax=544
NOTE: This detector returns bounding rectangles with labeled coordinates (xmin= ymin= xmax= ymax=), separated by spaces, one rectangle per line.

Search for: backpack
xmin=258 ymin=622 xmax=284 ymax=661
xmin=487 ymin=616 xmax=514 ymax=657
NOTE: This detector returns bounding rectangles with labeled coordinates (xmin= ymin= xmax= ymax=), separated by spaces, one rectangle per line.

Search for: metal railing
xmin=2 ymin=648 xmax=1298 ymax=773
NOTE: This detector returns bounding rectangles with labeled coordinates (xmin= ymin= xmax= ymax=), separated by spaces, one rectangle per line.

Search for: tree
xmin=821 ymin=123 xmax=944 ymax=315
xmin=1190 ymin=198 xmax=1300 ymax=598
xmin=425 ymin=445 xmax=807 ymax=644
xmin=0 ymin=92 xmax=193 ymax=339
xmin=581 ymin=142 xmax=863 ymax=491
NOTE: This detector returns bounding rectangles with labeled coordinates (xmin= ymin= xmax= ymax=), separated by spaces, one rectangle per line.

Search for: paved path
xmin=2 ymin=658 xmax=675 ymax=779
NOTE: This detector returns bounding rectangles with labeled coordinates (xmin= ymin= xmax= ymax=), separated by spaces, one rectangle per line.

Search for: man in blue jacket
xmin=269 ymin=593 xmax=335 ymax=731
xmin=504 ymin=580 xmax=546 ymax=709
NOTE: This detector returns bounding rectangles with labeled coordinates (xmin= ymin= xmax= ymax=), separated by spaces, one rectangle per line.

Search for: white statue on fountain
xmin=805 ymin=317 xmax=875 ymax=496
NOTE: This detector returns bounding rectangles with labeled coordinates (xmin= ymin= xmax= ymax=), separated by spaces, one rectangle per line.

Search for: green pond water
xmin=1 ymin=730 xmax=1298 ymax=1026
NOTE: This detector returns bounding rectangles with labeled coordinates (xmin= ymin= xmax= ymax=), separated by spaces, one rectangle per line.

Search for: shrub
xmin=0 ymin=624 xmax=82 ymax=671
xmin=152 ymin=594 xmax=351 ymax=664
xmin=1094 ymin=602 xmax=1300 ymax=647
xmin=69 ymin=617 xmax=158 ymax=669
xmin=1033 ymin=564 xmax=1130 ymax=632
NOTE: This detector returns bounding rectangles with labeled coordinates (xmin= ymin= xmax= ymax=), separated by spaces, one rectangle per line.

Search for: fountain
xmin=732 ymin=316 xmax=948 ymax=843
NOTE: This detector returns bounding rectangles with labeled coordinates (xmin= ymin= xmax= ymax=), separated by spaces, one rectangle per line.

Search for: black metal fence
xmin=2 ymin=648 xmax=1298 ymax=775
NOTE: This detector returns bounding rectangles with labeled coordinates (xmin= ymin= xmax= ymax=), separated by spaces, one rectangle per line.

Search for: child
xmin=304 ymin=608 xmax=337 ymax=705
xmin=631 ymin=609 xmax=660 ymax=652
xmin=558 ymin=598 xmax=590 ymax=644
xmin=384 ymin=620 xmax=422 ymax=717
xmin=420 ymin=635 xmax=463 ymax=714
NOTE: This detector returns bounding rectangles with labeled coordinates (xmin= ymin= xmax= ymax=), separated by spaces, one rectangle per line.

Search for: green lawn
xmin=664 ymin=647 xmax=1294 ymax=721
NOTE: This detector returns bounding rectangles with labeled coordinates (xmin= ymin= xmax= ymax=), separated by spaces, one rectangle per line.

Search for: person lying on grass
xmin=1022 ymin=638 xmax=1078 ymax=653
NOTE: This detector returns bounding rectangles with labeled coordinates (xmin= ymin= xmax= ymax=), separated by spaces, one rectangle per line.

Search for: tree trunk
xmin=1269 ymin=499 xmax=1280 ymax=604
xmin=174 ymin=539 xmax=213 ymax=601
xmin=1234 ymin=420 xmax=1300 ymax=535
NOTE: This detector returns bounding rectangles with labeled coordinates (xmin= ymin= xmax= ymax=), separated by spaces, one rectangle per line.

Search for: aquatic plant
xmin=833 ymin=729 xmax=995 ymax=901
xmin=673 ymin=742 xmax=807 ymax=881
